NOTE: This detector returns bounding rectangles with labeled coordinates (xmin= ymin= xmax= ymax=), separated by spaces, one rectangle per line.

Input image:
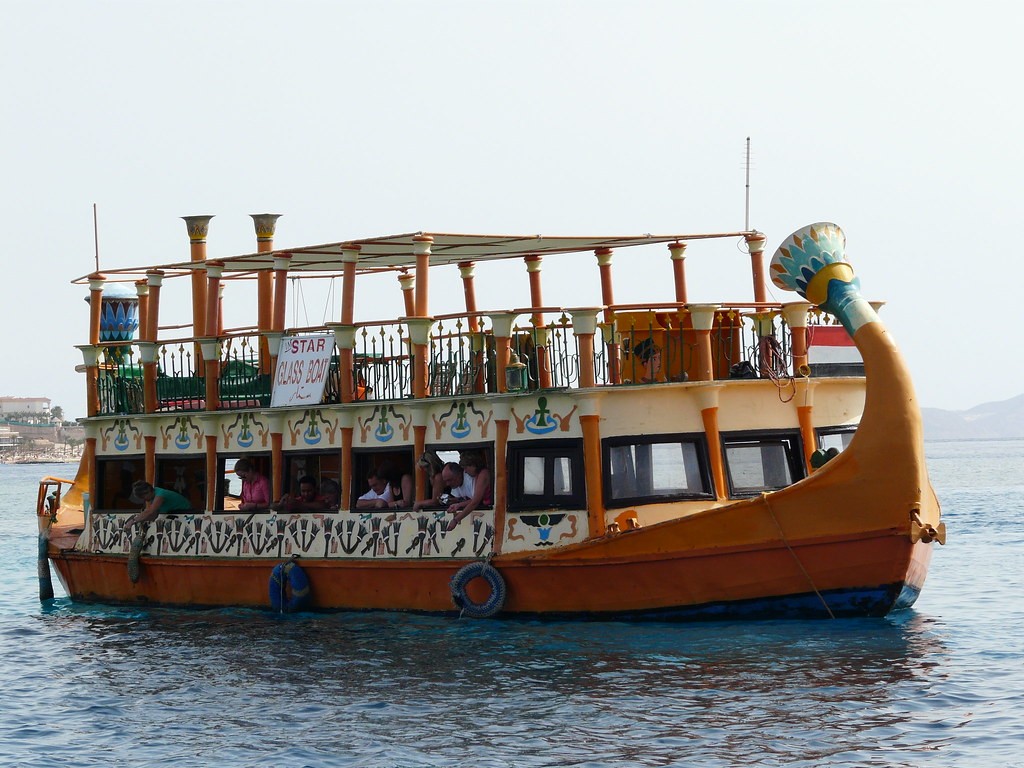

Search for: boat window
xmin=219 ymin=454 xmax=271 ymax=511
xmin=281 ymin=451 xmax=342 ymax=506
xmin=350 ymin=448 xmax=418 ymax=510
xmin=722 ymin=433 xmax=804 ymax=498
xmin=816 ymin=428 xmax=855 ymax=454
xmin=508 ymin=439 xmax=586 ymax=511
xmin=603 ymin=436 xmax=712 ymax=507
xmin=96 ymin=457 xmax=146 ymax=510
xmin=154 ymin=457 xmax=207 ymax=511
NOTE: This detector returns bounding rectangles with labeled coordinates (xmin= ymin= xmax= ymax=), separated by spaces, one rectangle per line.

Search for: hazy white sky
xmin=3 ymin=1 xmax=1020 ymax=419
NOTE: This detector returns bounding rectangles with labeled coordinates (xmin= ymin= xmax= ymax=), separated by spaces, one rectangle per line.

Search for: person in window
xmin=272 ymin=475 xmax=326 ymax=512
xmin=383 ymin=461 xmax=414 ymax=510
xmin=233 ymin=458 xmax=270 ymax=511
xmin=124 ymin=480 xmax=192 ymax=534
xmin=356 ymin=466 xmax=394 ymax=510
xmin=444 ymin=456 xmax=492 ymax=530
xmin=412 ymin=452 xmax=446 ymax=512
xmin=320 ymin=478 xmax=341 ymax=511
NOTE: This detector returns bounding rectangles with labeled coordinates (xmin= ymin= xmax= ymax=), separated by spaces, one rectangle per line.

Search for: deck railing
xmin=90 ymin=302 xmax=843 ymax=415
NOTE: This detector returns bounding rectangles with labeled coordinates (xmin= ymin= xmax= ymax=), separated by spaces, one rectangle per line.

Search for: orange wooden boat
xmin=36 ymin=218 xmax=944 ymax=619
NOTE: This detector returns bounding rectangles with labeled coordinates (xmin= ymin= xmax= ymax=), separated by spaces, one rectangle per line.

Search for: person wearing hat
xmin=123 ymin=480 xmax=192 ymax=534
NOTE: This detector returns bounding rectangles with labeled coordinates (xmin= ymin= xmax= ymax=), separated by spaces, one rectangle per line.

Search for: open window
xmin=816 ymin=427 xmax=855 ymax=454
xmin=219 ymin=454 xmax=271 ymax=511
xmin=95 ymin=457 xmax=146 ymax=510
xmin=603 ymin=435 xmax=713 ymax=508
xmin=508 ymin=439 xmax=585 ymax=511
xmin=722 ymin=431 xmax=804 ymax=498
xmin=350 ymin=448 xmax=418 ymax=510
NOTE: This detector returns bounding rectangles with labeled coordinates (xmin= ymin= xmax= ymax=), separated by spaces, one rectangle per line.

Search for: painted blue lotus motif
xmin=769 ymin=222 xmax=857 ymax=300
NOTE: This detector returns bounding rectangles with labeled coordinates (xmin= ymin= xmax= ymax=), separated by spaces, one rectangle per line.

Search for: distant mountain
xmin=922 ymin=394 xmax=1024 ymax=440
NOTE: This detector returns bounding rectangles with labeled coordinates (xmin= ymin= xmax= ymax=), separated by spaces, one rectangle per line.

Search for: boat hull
xmin=49 ymin=521 xmax=931 ymax=620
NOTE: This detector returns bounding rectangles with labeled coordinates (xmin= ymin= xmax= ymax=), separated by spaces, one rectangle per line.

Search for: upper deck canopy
xmin=76 ymin=230 xmax=753 ymax=283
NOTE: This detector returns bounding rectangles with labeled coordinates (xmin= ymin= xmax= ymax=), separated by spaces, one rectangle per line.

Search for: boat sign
xmin=270 ymin=333 xmax=335 ymax=408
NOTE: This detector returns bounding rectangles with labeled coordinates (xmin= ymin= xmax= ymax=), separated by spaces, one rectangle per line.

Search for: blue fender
xmin=269 ymin=559 xmax=311 ymax=613
xmin=450 ymin=561 xmax=506 ymax=618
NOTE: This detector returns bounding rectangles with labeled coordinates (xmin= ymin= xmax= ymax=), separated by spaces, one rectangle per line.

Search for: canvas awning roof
xmin=75 ymin=230 xmax=752 ymax=283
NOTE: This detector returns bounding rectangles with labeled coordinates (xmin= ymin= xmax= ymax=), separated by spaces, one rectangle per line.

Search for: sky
xmin=2 ymin=0 xmax=1021 ymax=420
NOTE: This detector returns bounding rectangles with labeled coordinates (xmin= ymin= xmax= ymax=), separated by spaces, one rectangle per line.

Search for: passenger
xmin=356 ymin=466 xmax=394 ymax=510
xmin=124 ymin=480 xmax=192 ymax=534
xmin=320 ymin=478 xmax=341 ymax=511
xmin=412 ymin=452 xmax=446 ymax=512
xmin=384 ymin=462 xmax=414 ymax=510
xmin=233 ymin=458 xmax=270 ymax=511
xmin=443 ymin=458 xmax=492 ymax=530
xmin=272 ymin=475 xmax=326 ymax=512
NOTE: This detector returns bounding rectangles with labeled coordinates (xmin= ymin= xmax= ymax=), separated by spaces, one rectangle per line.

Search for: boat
xmin=35 ymin=215 xmax=945 ymax=619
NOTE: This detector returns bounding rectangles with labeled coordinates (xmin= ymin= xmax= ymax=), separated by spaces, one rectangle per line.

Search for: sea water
xmin=1 ymin=441 xmax=1022 ymax=768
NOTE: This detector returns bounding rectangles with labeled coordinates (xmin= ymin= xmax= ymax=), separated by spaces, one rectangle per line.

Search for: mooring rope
xmin=761 ymin=492 xmax=835 ymax=619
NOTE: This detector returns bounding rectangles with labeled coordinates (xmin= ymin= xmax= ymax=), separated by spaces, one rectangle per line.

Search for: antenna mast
xmin=93 ymin=203 xmax=100 ymax=272
xmin=745 ymin=137 xmax=753 ymax=231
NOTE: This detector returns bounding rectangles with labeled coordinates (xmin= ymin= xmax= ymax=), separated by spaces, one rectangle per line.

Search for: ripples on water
xmin=2 ymin=445 xmax=1023 ymax=768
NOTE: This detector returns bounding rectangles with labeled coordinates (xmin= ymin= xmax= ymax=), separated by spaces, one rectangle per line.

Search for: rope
xmin=761 ymin=492 xmax=835 ymax=619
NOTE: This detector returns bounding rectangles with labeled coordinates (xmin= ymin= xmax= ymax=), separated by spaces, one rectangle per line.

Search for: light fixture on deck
xmin=505 ymin=351 xmax=528 ymax=392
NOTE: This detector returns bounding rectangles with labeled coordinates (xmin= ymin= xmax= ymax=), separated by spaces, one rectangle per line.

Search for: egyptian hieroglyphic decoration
xmin=510 ymin=395 xmax=579 ymax=436
xmin=430 ymin=400 xmax=493 ymax=441
xmin=504 ymin=512 xmax=585 ymax=552
xmin=99 ymin=418 xmax=143 ymax=454
xmin=88 ymin=509 xmax=497 ymax=560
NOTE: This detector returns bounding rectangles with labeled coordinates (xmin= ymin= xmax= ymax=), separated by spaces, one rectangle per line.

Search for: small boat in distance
xmin=36 ymin=216 xmax=945 ymax=619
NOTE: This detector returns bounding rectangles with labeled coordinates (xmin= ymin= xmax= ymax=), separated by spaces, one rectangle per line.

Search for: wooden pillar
xmin=88 ymin=274 xmax=105 ymax=346
xmin=205 ymin=433 xmax=218 ymax=511
xmin=581 ymin=413 xmax=605 ymax=537
xmin=413 ymin=424 xmax=426 ymax=501
xmin=595 ymin=248 xmax=620 ymax=384
xmin=489 ymin=313 xmax=517 ymax=393
xmin=746 ymin=232 xmax=768 ymax=304
xmin=83 ymin=435 xmax=98 ymax=512
xmin=669 ymin=242 xmax=688 ymax=303
xmin=135 ymin=281 xmax=150 ymax=344
xmin=144 ymin=435 xmax=156 ymax=484
xmin=398 ymin=272 xmax=415 ymax=317
xmin=459 ymin=262 xmax=486 ymax=393
xmin=145 ymin=271 xmax=163 ymax=343
xmin=271 ymin=431 xmax=284 ymax=502
xmin=205 ymin=262 xmax=223 ymax=338
xmin=413 ymin=236 xmax=433 ymax=317
xmin=689 ymin=305 xmax=719 ymax=382
xmin=524 ymin=255 xmax=552 ymax=389
xmin=795 ymin=379 xmax=818 ymax=471
xmin=341 ymin=426 xmax=353 ymax=509
xmin=182 ymin=215 xmax=213 ymax=350
xmin=200 ymin=338 xmax=220 ymax=411
xmin=570 ymin=309 xmax=600 ymax=388
xmin=272 ymin=253 xmax=292 ymax=333
xmin=77 ymin=345 xmax=102 ymax=418
xmin=695 ymin=386 xmax=727 ymax=500
xmin=328 ymin=324 xmax=357 ymax=404
xmin=339 ymin=247 xmax=360 ymax=403
xmin=407 ymin=319 xmax=435 ymax=399
xmin=782 ymin=302 xmax=812 ymax=376
xmin=139 ymin=342 xmax=158 ymax=414
xmin=492 ymin=415 xmax=509 ymax=553
xmin=251 ymin=214 xmax=281 ymax=375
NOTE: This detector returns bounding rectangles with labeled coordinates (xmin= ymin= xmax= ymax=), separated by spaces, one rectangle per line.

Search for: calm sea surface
xmin=1 ymin=440 xmax=1022 ymax=768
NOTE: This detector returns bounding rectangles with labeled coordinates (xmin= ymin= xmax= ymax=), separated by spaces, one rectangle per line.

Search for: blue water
xmin=2 ymin=441 xmax=1023 ymax=767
